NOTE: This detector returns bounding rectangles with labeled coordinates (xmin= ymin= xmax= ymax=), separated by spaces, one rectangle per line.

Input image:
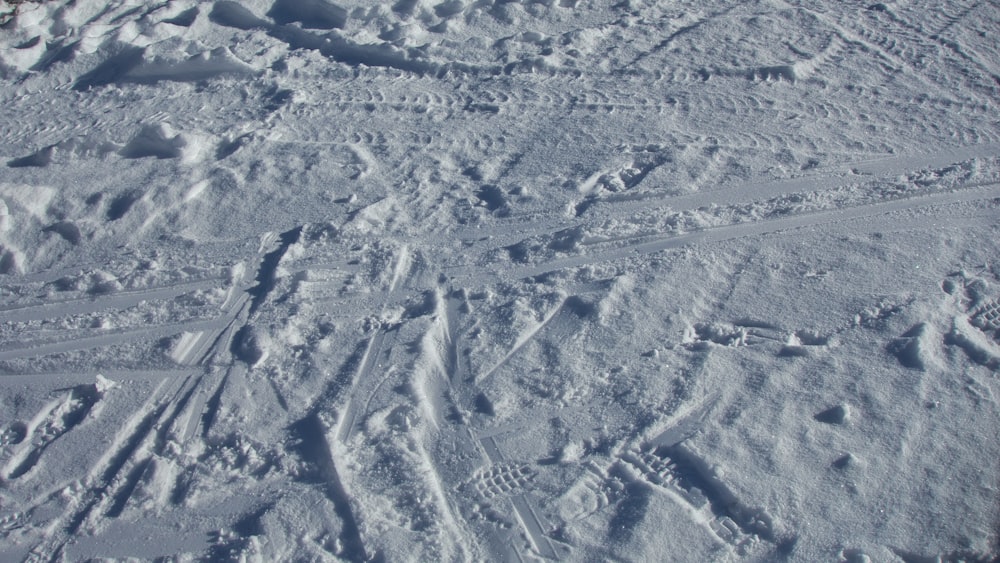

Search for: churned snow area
xmin=0 ymin=0 xmax=998 ymax=560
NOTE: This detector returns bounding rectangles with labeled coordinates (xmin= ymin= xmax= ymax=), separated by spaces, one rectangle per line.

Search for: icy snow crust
xmin=0 ymin=0 xmax=998 ymax=561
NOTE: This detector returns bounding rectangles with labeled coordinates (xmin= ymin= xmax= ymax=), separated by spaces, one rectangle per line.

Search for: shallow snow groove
xmin=0 ymin=0 xmax=998 ymax=561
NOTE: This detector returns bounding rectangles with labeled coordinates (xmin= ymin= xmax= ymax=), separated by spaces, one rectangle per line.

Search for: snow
xmin=0 ymin=0 xmax=998 ymax=561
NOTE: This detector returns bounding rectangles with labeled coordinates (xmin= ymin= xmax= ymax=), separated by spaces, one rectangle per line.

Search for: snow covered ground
xmin=0 ymin=0 xmax=998 ymax=560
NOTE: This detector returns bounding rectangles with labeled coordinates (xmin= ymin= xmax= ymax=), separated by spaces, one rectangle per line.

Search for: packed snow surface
xmin=0 ymin=0 xmax=998 ymax=561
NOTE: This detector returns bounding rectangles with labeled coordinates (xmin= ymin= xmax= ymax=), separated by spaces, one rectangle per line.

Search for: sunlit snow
xmin=0 ymin=0 xmax=998 ymax=561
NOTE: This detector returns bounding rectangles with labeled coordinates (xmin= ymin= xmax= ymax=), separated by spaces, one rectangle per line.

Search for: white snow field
xmin=0 ymin=0 xmax=998 ymax=560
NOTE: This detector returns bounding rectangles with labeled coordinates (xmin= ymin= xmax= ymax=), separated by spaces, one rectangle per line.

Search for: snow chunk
xmin=95 ymin=374 xmax=119 ymax=394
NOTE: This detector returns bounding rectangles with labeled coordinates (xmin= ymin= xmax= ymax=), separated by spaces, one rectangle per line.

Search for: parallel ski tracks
xmin=15 ymin=233 xmax=290 ymax=562
xmin=2 ymin=5 xmax=997 ymax=560
xmin=471 ymin=180 xmax=1000 ymax=285
xmin=0 ymin=277 xmax=222 ymax=324
xmin=441 ymin=142 xmax=1000 ymax=286
xmin=6 ymin=146 xmax=994 ymax=381
xmin=4 ymin=126 xmax=999 ymax=562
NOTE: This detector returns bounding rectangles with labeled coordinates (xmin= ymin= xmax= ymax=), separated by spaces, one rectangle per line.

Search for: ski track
xmin=234 ymin=155 xmax=996 ymax=559
xmin=3 ymin=149 xmax=996 ymax=560
xmin=393 ymin=285 xmax=585 ymax=560
xmin=0 ymin=277 xmax=222 ymax=324
xmin=12 ymin=230 xmax=289 ymax=561
xmin=6 ymin=156 xmax=992 ymax=558
xmin=447 ymin=180 xmax=1000 ymax=287
xmin=335 ymin=248 xmax=412 ymax=443
xmin=1 ymin=2 xmax=999 ymax=560
xmin=335 ymin=324 xmax=398 ymax=443
xmin=476 ymin=296 xmax=568 ymax=385
xmin=445 ymin=141 xmax=1000 ymax=266
xmin=25 ymin=372 xmax=196 ymax=560
xmin=0 ymin=317 xmax=227 ymax=362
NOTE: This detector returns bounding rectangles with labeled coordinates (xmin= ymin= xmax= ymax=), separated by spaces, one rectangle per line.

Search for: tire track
xmin=873 ymin=1 xmax=1000 ymax=90
xmin=627 ymin=7 xmax=737 ymax=68
xmin=272 ymin=74 xmax=712 ymax=120
xmin=795 ymin=1 xmax=998 ymax=104
xmin=927 ymin=0 xmax=983 ymax=37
